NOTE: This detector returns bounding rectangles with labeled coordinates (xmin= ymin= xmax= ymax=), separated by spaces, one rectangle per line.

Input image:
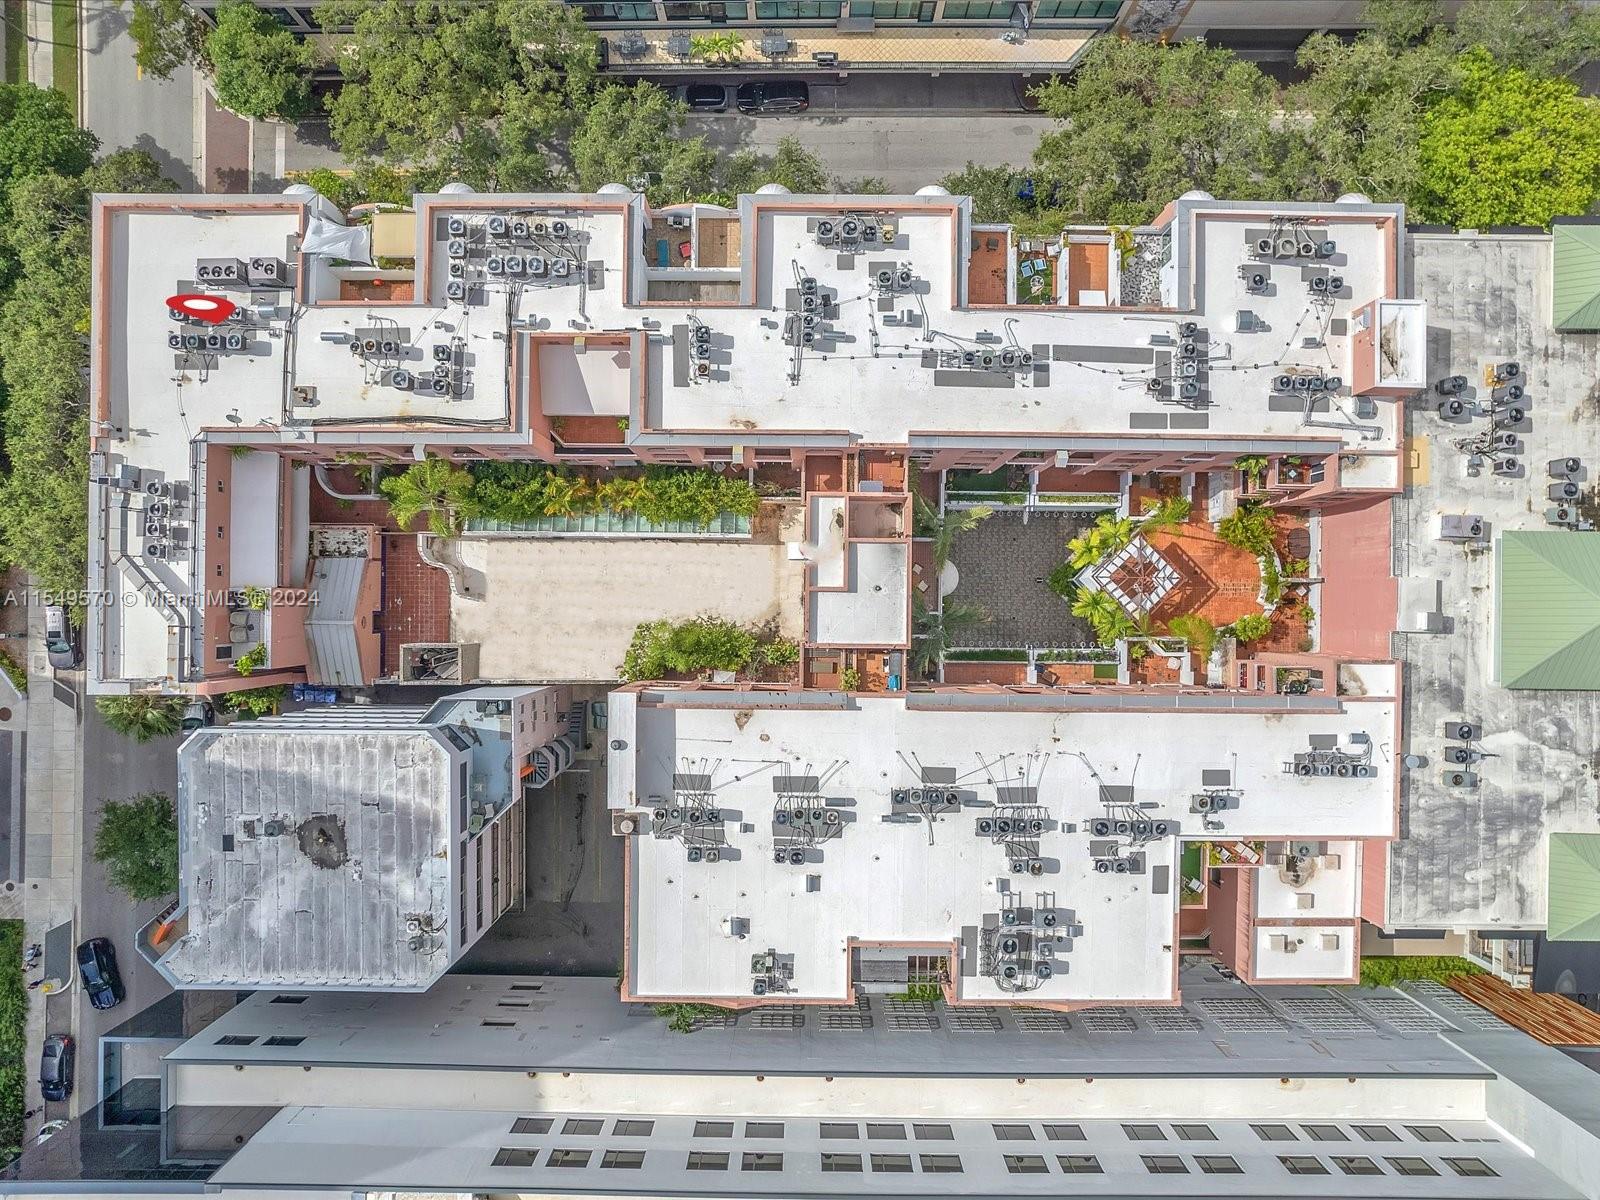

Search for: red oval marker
xmin=166 ymin=293 xmax=238 ymax=325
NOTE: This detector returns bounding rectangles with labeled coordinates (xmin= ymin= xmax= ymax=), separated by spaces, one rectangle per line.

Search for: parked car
xmin=43 ymin=604 xmax=79 ymax=670
xmin=39 ymin=1034 xmax=73 ymax=1102
xmin=76 ymin=937 xmax=125 ymax=1010
xmin=678 ymin=83 xmax=730 ymax=113
xmin=735 ymin=81 xmax=809 ymax=115
xmin=181 ymin=701 xmax=215 ymax=731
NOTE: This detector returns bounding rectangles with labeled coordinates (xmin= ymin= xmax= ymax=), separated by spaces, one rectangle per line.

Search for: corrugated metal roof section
xmin=1548 ymin=833 xmax=1600 ymax=942
xmin=170 ymin=727 xmax=454 ymax=989
xmin=1496 ymin=531 xmax=1600 ymax=690
xmin=306 ymin=556 xmax=367 ymax=687
xmin=1552 ymin=221 xmax=1600 ymax=331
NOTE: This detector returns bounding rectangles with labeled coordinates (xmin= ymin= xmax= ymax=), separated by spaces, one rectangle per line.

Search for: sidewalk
xmin=19 ymin=596 xmax=83 ymax=1132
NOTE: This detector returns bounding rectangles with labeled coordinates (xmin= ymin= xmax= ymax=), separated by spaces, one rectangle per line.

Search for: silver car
xmin=43 ymin=604 xmax=78 ymax=671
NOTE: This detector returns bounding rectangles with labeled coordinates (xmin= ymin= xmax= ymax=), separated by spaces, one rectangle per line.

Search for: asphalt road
xmin=81 ymin=0 xmax=200 ymax=190
xmin=686 ymin=109 xmax=1047 ymax=191
xmin=71 ymin=698 xmax=178 ymax=1105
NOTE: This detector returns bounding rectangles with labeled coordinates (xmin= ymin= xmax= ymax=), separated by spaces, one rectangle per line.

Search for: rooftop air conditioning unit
xmin=1550 ymin=481 xmax=1580 ymax=501
xmin=686 ymin=847 xmax=703 ymax=862
xmin=1310 ymin=275 xmax=1329 ymax=293
xmin=1492 ymin=458 xmax=1520 ymax=477
xmin=532 ymin=221 xmax=549 ymax=236
xmin=1325 ymin=375 xmax=1342 ymax=391
xmin=447 ymin=239 xmax=467 ymax=258
xmin=504 ymin=254 xmax=525 ymax=275
xmin=446 ymin=280 xmax=466 ymax=301
xmin=1275 ymin=236 xmax=1298 ymax=257
xmin=1094 ymin=860 xmax=1112 ymax=873
xmin=511 ymin=220 xmax=530 ymax=239
xmin=552 ymin=258 xmax=571 ymax=277
xmin=1254 ymin=237 xmax=1274 ymax=257
xmin=550 ymin=220 xmax=569 ymax=237
xmin=1498 ymin=361 xmax=1521 ymax=380
xmin=446 ymin=216 xmax=466 ymax=236
xmin=486 ymin=215 xmax=507 ymax=237
xmin=167 ymin=332 xmax=182 ymax=349
xmin=485 ymin=255 xmax=504 ymax=275
xmin=225 ymin=331 xmax=245 ymax=351
xmin=876 ymin=267 xmax=894 ymax=289
xmin=1448 ymin=721 xmax=1481 ymax=741
xmin=1327 ymin=275 xmax=1344 ymax=292
xmin=195 ymin=257 xmax=247 ymax=286
xmin=528 ymin=255 xmax=548 ymax=276
xmin=1316 ymin=240 xmax=1336 ymax=257
xmin=1443 ymin=770 xmax=1479 ymax=788
xmin=247 ymin=257 xmax=287 ymax=287
xmin=1438 ymin=398 xmax=1467 ymax=419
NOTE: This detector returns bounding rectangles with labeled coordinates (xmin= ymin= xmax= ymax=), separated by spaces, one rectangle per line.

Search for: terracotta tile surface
xmin=967 ymin=233 xmax=1008 ymax=305
xmin=380 ymin=534 xmax=451 ymax=677
xmin=942 ymin=661 xmax=1027 ymax=686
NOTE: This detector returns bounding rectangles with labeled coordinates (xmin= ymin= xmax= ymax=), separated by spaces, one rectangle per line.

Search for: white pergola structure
xmin=1088 ymin=535 xmax=1180 ymax=616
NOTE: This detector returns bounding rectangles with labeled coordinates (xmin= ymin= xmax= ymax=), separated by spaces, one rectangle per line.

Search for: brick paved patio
xmin=946 ymin=510 xmax=1097 ymax=648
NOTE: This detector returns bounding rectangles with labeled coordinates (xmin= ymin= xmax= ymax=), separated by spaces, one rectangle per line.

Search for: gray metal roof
xmin=168 ymin=725 xmax=455 ymax=990
xmin=305 ymin=556 xmax=367 ymax=687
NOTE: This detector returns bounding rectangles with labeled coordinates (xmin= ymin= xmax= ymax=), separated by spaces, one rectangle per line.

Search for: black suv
xmin=736 ymin=81 xmax=809 ymax=115
xmin=39 ymin=1034 xmax=73 ymax=1102
xmin=77 ymin=937 xmax=125 ymax=1010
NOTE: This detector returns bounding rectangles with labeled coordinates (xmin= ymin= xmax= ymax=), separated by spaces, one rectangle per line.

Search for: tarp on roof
xmin=1552 ymin=221 xmax=1600 ymax=331
xmin=1495 ymin=531 xmax=1600 ymax=689
xmin=1548 ymin=833 xmax=1600 ymax=942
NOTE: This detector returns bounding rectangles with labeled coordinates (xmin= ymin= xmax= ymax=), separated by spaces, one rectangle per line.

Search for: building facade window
xmin=1303 ymin=1124 xmax=1349 ymax=1142
xmin=1044 ymin=1124 xmax=1086 ymax=1141
xmin=940 ymin=0 xmax=1013 ymax=17
xmin=491 ymin=1148 xmax=538 ymax=1167
xmin=743 ymin=1152 xmax=783 ymax=1171
xmin=1059 ymin=1154 xmax=1102 ymax=1173
xmin=1252 ymin=1124 xmax=1297 ymax=1142
xmin=871 ymin=1154 xmax=914 ymax=1172
xmin=867 ymin=1123 xmax=907 ymax=1139
xmin=1033 ymin=0 xmax=1120 ymax=17
xmin=664 ymin=1 xmax=749 ymax=17
xmin=914 ymin=1123 xmax=955 ymax=1140
xmin=600 ymin=1150 xmax=645 ymax=1169
xmin=1123 ymin=1123 xmax=1165 ymax=1141
xmin=754 ymin=0 xmax=841 ymax=15
xmin=1197 ymin=1155 xmax=1242 ymax=1174
xmin=993 ymin=1123 xmax=1034 ymax=1141
xmin=1280 ymin=1155 xmax=1330 ymax=1175
xmin=1173 ymin=1124 xmax=1215 ymax=1141
xmin=1142 ymin=1155 xmax=1188 ymax=1174
xmin=847 ymin=0 xmax=928 ymax=17
xmin=1004 ymin=1154 xmax=1049 ymax=1174
xmin=613 ymin=1120 xmax=654 ymax=1136
xmin=1445 ymin=1158 xmax=1497 ymax=1177
xmin=1354 ymin=1125 xmax=1400 ymax=1142
xmin=745 ymin=1122 xmax=784 ymax=1138
xmin=687 ymin=1151 xmax=729 ymax=1170
xmin=576 ymin=1 xmax=661 ymax=18
xmin=511 ymin=1118 xmax=552 ymax=1135
xmin=547 ymin=1150 xmax=591 ymax=1168
xmin=1334 ymin=1155 xmax=1384 ymax=1176
xmin=821 ymin=1123 xmax=859 ymax=1139
xmin=820 ymin=1153 xmax=862 ymax=1172
xmin=694 ymin=1121 xmax=734 ymax=1138
xmin=1387 ymin=1157 xmax=1440 ymax=1177
xmin=1405 ymin=1125 xmax=1456 ymax=1143
xmin=921 ymin=1154 xmax=963 ymax=1173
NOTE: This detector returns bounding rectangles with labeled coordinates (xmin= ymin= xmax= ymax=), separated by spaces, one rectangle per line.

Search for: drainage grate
xmin=747 ymin=1006 xmax=804 ymax=1030
xmin=688 ymin=1010 xmax=738 ymax=1031
xmin=1078 ymin=1007 xmax=1138 ymax=1032
xmin=884 ymin=998 xmax=940 ymax=1032
xmin=947 ymin=1007 xmax=1004 ymax=1033
xmin=1356 ymin=995 xmax=1455 ymax=1033
xmin=1014 ymin=1008 xmax=1072 ymax=1033
xmin=1197 ymin=997 xmax=1288 ymax=1032
xmin=1144 ymin=1007 xmax=1204 ymax=1032
xmin=1406 ymin=982 xmax=1505 ymax=1029
xmin=1276 ymin=995 xmax=1374 ymax=1032
xmin=819 ymin=997 xmax=873 ymax=1031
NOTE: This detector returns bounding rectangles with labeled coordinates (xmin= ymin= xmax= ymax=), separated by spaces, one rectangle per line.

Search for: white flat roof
xmin=809 ymin=541 xmax=909 ymax=646
xmin=614 ymin=693 xmax=1397 ymax=1004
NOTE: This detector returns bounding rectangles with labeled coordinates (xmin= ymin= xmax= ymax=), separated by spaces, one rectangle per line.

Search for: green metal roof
xmin=1552 ymin=222 xmax=1600 ymax=331
xmin=1548 ymin=834 xmax=1600 ymax=942
xmin=1495 ymin=531 xmax=1600 ymax=690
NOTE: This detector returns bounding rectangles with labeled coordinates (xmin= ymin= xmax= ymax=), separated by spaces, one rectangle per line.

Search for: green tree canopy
xmin=205 ymin=0 xmax=317 ymax=121
xmin=94 ymin=693 xmax=186 ymax=742
xmin=318 ymin=0 xmax=597 ymax=190
xmin=92 ymin=792 xmax=180 ymax=901
xmin=125 ymin=0 xmax=208 ymax=80
xmin=570 ymin=82 xmax=718 ymax=204
xmin=0 ymin=152 xmax=173 ymax=600
xmin=1029 ymin=38 xmax=1290 ymax=224
xmin=1414 ymin=48 xmax=1600 ymax=228
xmin=940 ymin=162 xmax=1024 ymax=224
xmin=380 ymin=456 xmax=479 ymax=535
xmin=717 ymin=136 xmax=831 ymax=198
xmin=1452 ymin=0 xmax=1600 ymax=76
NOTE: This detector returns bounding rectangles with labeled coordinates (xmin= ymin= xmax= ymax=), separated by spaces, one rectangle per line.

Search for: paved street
xmin=72 ymin=704 xmax=178 ymax=1101
xmin=80 ymin=0 xmax=200 ymax=190
xmin=687 ymin=109 xmax=1047 ymax=191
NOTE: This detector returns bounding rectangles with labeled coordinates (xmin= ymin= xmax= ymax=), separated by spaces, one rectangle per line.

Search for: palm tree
xmin=1139 ymin=493 xmax=1192 ymax=535
xmin=379 ymin=456 xmax=479 ymax=535
xmin=1070 ymin=587 xmax=1134 ymax=646
xmin=911 ymin=598 xmax=990 ymax=677
xmin=914 ymin=495 xmax=993 ymax=572
xmin=95 ymin=694 xmax=186 ymax=743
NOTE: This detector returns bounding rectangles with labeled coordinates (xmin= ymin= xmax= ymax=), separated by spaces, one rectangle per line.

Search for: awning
xmin=1548 ymin=833 xmax=1600 ymax=942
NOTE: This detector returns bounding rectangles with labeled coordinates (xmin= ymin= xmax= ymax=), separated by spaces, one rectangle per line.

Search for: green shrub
xmin=1217 ymin=504 xmax=1276 ymax=555
xmin=1229 ymin=612 xmax=1273 ymax=643
xmin=1358 ymin=955 xmax=1484 ymax=988
xmin=216 ymin=685 xmax=285 ymax=718
xmin=1139 ymin=493 xmax=1192 ymax=533
xmin=1046 ymin=560 xmax=1077 ymax=598
xmin=841 ymin=666 xmax=862 ymax=691
xmin=233 ymin=643 xmax=268 ymax=676
xmin=0 ymin=649 xmax=25 ymax=693
xmin=620 ymin=616 xmax=757 ymax=682
xmin=470 ymin=463 xmax=757 ymax=528
xmin=0 ymin=918 xmax=23 ymax=1161
xmin=1070 ymin=588 xmax=1134 ymax=646
xmin=652 ymin=1002 xmax=733 ymax=1033
xmin=1262 ymin=555 xmax=1283 ymax=604
xmin=758 ymin=637 xmax=799 ymax=668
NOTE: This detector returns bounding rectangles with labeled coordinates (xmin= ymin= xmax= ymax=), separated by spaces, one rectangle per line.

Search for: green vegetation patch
xmin=1358 ymin=955 xmax=1485 ymax=988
